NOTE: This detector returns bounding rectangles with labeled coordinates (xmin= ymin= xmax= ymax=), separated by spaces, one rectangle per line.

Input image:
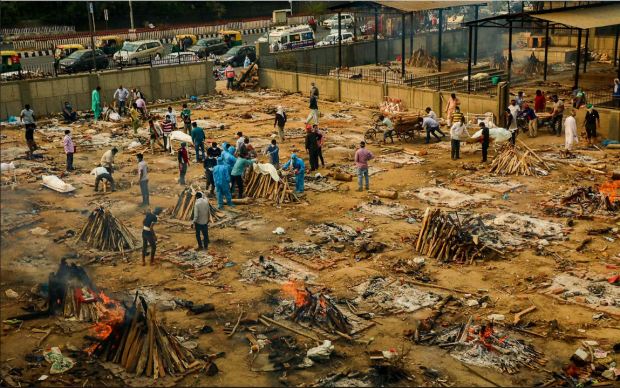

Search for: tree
xmin=300 ymin=1 xmax=329 ymax=16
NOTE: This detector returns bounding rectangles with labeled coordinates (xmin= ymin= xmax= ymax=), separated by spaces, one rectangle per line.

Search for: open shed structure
xmin=463 ymin=2 xmax=620 ymax=93
xmin=328 ymin=1 xmax=486 ymax=76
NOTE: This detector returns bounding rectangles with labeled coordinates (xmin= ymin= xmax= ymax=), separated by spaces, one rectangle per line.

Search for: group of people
xmin=88 ymin=85 xmax=148 ymax=127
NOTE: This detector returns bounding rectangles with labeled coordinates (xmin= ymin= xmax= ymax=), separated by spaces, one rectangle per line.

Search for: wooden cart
xmin=365 ymin=112 xmax=424 ymax=143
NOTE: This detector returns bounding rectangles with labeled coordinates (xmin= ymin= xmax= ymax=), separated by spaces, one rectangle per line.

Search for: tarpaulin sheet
xmin=252 ymin=163 xmax=280 ymax=182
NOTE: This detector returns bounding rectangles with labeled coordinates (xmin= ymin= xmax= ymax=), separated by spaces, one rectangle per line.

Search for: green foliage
xmin=300 ymin=1 xmax=329 ymax=16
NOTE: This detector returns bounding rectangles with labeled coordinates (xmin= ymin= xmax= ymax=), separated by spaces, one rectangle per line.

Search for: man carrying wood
xmin=191 ymin=192 xmax=213 ymax=251
xmin=354 ymin=141 xmax=375 ymax=192
xmin=141 ymin=206 xmax=163 ymax=266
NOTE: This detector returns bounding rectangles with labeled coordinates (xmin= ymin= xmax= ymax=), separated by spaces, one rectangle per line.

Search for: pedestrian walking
xmin=225 ymin=64 xmax=236 ymax=90
xmin=445 ymin=93 xmax=460 ymax=126
xmin=551 ymin=94 xmax=565 ymax=136
xmin=63 ymin=130 xmax=75 ymax=172
xmin=181 ymin=104 xmax=192 ymax=135
xmin=92 ymin=86 xmax=102 ymax=121
xmin=148 ymin=120 xmax=165 ymax=153
xmin=310 ymin=82 xmax=319 ymax=98
xmin=274 ymin=106 xmax=287 ymax=142
xmin=141 ymin=206 xmax=163 ymax=266
xmin=191 ymin=122 xmax=205 ymax=162
xmin=264 ymin=139 xmax=280 ymax=170
xmin=177 ymin=142 xmax=190 ymax=185
xmin=305 ymin=125 xmax=320 ymax=171
xmin=479 ymin=122 xmax=490 ymax=163
xmin=92 ymin=166 xmax=115 ymax=192
xmin=305 ymin=92 xmax=319 ymax=125
xmin=314 ymin=124 xmax=325 ymax=167
xmin=191 ymin=192 xmax=213 ymax=251
xmin=113 ymin=85 xmax=129 ymax=115
xmin=138 ymin=153 xmax=150 ymax=205
xmin=130 ymin=103 xmax=140 ymax=134
xmin=450 ymin=116 xmax=469 ymax=160
xmin=354 ymin=141 xmax=375 ymax=191
xmin=582 ymin=104 xmax=600 ymax=147
xmin=204 ymin=142 xmax=221 ymax=197
xmin=21 ymin=104 xmax=38 ymax=160
xmin=213 ymin=157 xmax=235 ymax=209
xmin=564 ymin=111 xmax=578 ymax=156
xmin=282 ymin=154 xmax=306 ymax=194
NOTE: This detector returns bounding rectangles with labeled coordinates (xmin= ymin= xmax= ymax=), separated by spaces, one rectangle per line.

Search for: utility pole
xmin=129 ymin=0 xmax=135 ymax=29
xmin=104 ymin=9 xmax=109 ymax=31
xmin=88 ymin=2 xmax=97 ymax=71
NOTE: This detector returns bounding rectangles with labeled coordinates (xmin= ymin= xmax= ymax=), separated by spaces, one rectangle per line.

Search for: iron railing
xmin=582 ymin=87 xmax=620 ymax=110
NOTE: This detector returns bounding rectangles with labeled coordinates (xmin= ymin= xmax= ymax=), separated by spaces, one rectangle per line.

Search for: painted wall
xmin=1 ymin=61 xmax=215 ymax=120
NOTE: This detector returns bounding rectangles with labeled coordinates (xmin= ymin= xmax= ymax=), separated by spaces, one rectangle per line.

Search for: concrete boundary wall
xmin=259 ymin=68 xmax=620 ymax=140
xmin=1 ymin=61 xmax=215 ymax=120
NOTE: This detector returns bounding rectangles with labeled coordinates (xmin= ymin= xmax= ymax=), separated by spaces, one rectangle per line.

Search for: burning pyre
xmin=545 ymin=182 xmax=620 ymax=218
xmin=281 ymin=281 xmax=352 ymax=336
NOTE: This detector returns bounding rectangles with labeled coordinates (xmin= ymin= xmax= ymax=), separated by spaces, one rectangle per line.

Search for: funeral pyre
xmin=76 ymin=207 xmax=137 ymax=252
xmin=172 ymin=185 xmax=225 ymax=222
xmin=423 ymin=321 xmax=546 ymax=374
xmin=488 ymin=143 xmax=551 ymax=176
xmin=244 ymin=165 xmax=301 ymax=204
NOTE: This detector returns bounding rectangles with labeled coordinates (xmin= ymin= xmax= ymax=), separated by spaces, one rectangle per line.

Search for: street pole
xmin=87 ymin=2 xmax=97 ymax=71
xmin=129 ymin=0 xmax=135 ymax=29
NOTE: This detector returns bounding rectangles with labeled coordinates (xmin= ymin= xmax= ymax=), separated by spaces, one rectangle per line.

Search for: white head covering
xmin=615 ymin=78 xmax=619 ymax=83
xmin=276 ymin=106 xmax=285 ymax=116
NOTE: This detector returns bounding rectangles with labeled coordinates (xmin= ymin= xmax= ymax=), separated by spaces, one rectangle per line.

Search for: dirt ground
xmin=1 ymin=75 xmax=619 ymax=388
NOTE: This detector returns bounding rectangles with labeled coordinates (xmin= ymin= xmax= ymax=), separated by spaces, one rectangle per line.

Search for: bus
xmin=269 ymin=25 xmax=315 ymax=50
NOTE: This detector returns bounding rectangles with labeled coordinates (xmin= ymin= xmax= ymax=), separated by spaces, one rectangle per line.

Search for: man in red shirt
xmin=225 ymin=64 xmax=236 ymax=91
xmin=178 ymin=142 xmax=190 ymax=185
xmin=534 ymin=90 xmax=546 ymax=113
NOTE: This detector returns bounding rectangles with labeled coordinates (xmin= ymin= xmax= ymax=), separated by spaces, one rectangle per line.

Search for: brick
xmin=574 ymin=296 xmax=586 ymax=303
xmin=551 ymin=288 xmax=565 ymax=294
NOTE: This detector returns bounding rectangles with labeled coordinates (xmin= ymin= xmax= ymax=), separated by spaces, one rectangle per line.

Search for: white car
xmin=152 ymin=52 xmax=199 ymax=66
xmin=323 ymin=14 xmax=355 ymax=29
xmin=316 ymin=32 xmax=354 ymax=47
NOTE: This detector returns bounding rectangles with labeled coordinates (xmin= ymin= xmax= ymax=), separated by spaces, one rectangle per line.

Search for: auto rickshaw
xmin=96 ymin=35 xmax=121 ymax=57
xmin=171 ymin=34 xmax=197 ymax=53
xmin=54 ymin=44 xmax=84 ymax=66
xmin=1 ymin=51 xmax=21 ymax=74
xmin=219 ymin=30 xmax=242 ymax=48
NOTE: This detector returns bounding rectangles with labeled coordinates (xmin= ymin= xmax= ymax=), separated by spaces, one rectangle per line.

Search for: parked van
xmin=323 ymin=14 xmax=355 ymax=29
xmin=114 ymin=40 xmax=164 ymax=65
xmin=316 ymin=32 xmax=354 ymax=47
xmin=269 ymin=25 xmax=315 ymax=50
xmin=256 ymin=26 xmax=290 ymax=44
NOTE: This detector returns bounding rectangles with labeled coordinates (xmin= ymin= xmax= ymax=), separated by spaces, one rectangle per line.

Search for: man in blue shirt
xmin=517 ymin=104 xmax=538 ymax=138
xmin=282 ymin=153 xmax=305 ymax=194
xmin=191 ymin=122 xmax=205 ymax=162
xmin=264 ymin=139 xmax=280 ymax=169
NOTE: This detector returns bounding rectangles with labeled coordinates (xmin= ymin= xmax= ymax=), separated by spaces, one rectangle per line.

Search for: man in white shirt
xmin=167 ymin=106 xmax=178 ymax=129
xmin=425 ymin=107 xmax=438 ymax=121
xmin=138 ymin=153 xmax=150 ymax=205
xmin=235 ymin=131 xmax=246 ymax=155
xmin=91 ymin=166 xmax=115 ymax=192
xmin=113 ymin=85 xmax=129 ymax=116
xmin=507 ymin=99 xmax=519 ymax=130
xmin=191 ymin=192 xmax=214 ymax=251
xmin=450 ymin=116 xmax=469 ymax=160
xmin=564 ymin=111 xmax=578 ymax=156
xmin=381 ymin=115 xmax=395 ymax=144
xmin=101 ymin=147 xmax=118 ymax=175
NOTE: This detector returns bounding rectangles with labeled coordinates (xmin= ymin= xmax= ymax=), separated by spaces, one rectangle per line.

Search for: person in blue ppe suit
xmin=282 ymin=153 xmax=305 ymax=194
xmin=223 ymin=145 xmax=237 ymax=191
xmin=213 ymin=157 xmax=235 ymax=209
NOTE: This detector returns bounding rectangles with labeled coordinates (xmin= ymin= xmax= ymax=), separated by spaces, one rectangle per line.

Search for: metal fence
xmin=583 ymin=87 xmax=620 ymax=110
xmin=0 ymin=25 xmax=75 ymax=37
xmin=260 ymin=58 xmax=505 ymax=93
xmin=1 ymin=54 xmax=207 ymax=82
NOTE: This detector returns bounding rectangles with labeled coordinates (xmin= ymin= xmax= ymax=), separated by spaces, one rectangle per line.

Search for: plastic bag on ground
xmin=44 ymin=347 xmax=74 ymax=374
xmin=1 ymin=162 xmax=15 ymax=171
xmin=127 ymin=141 xmax=142 ymax=149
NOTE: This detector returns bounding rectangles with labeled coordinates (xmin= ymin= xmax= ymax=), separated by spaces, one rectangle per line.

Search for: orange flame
xmin=282 ymin=281 xmax=310 ymax=307
xmin=84 ymin=291 xmax=125 ymax=355
xmin=599 ymin=180 xmax=620 ymax=203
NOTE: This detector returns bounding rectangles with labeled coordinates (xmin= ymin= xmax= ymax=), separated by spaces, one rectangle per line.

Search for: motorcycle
xmin=213 ymin=67 xmax=227 ymax=81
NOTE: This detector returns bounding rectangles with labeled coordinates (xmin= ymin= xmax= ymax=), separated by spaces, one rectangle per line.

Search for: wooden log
xmin=376 ymin=190 xmax=398 ymax=199
xmin=605 ymin=143 xmax=620 ymax=149
xmin=260 ymin=315 xmax=320 ymax=341
xmin=332 ymin=172 xmax=353 ymax=182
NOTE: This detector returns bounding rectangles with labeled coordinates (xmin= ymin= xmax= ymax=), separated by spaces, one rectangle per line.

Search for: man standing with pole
xmin=87 ymin=2 xmax=97 ymax=71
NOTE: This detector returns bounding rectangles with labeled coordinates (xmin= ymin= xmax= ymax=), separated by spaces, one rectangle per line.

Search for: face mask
xmin=587 ymin=108 xmax=593 ymax=113
xmin=554 ymin=99 xmax=558 ymax=103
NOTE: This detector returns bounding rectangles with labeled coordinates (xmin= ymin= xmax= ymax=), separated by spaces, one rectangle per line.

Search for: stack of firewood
xmin=406 ymin=49 xmax=438 ymax=68
xmin=244 ymin=168 xmax=300 ymax=204
xmin=488 ymin=143 xmax=550 ymax=176
xmin=414 ymin=208 xmax=494 ymax=263
xmin=391 ymin=113 xmax=422 ymax=126
xmin=76 ymin=207 xmax=137 ymax=252
xmin=238 ymin=63 xmax=259 ymax=90
xmin=490 ymin=52 xmax=507 ymax=70
xmin=93 ymin=295 xmax=196 ymax=379
xmin=172 ymin=186 xmax=225 ymax=222
xmin=62 ymin=280 xmax=108 ymax=322
xmin=520 ymin=52 xmax=545 ymax=77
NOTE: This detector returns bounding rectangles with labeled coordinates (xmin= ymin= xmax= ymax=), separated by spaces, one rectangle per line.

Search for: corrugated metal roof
xmin=375 ymin=1 xmax=485 ymax=12
xmin=532 ymin=4 xmax=620 ymax=29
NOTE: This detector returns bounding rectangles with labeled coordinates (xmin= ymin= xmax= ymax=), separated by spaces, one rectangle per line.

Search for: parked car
xmin=58 ymin=49 xmax=109 ymax=73
xmin=114 ymin=40 xmax=164 ymax=65
xmin=323 ymin=14 xmax=355 ymax=29
xmin=316 ymin=32 xmax=354 ymax=47
xmin=188 ymin=38 xmax=228 ymax=58
xmin=216 ymin=45 xmax=257 ymax=67
xmin=152 ymin=52 xmax=199 ymax=66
